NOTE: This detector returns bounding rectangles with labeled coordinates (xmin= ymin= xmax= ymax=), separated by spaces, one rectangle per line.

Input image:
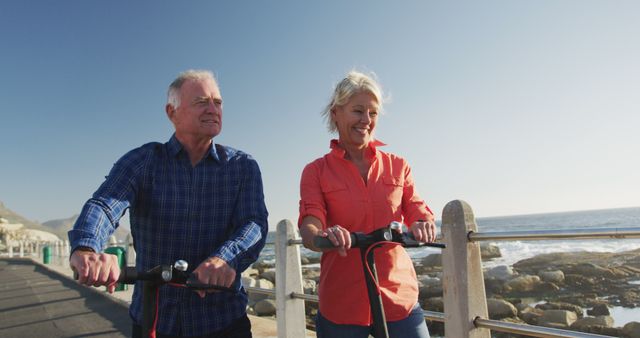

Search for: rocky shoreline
xmin=242 ymin=245 xmax=640 ymax=337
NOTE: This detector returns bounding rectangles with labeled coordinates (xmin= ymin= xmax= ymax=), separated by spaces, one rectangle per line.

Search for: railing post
xmin=442 ymin=200 xmax=490 ymax=338
xmin=275 ymin=219 xmax=307 ymax=338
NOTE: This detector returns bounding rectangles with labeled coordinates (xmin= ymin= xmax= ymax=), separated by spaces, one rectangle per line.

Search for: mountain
xmin=0 ymin=200 xmax=130 ymax=243
xmin=42 ymin=214 xmax=131 ymax=242
xmin=0 ymin=200 xmax=58 ymax=236
xmin=42 ymin=214 xmax=78 ymax=232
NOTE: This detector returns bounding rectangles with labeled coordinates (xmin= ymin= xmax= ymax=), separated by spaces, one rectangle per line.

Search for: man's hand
xmin=69 ymin=250 xmax=121 ymax=293
xmin=192 ymin=256 xmax=236 ymax=298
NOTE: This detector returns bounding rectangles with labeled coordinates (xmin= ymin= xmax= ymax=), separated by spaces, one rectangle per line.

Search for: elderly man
xmin=69 ymin=70 xmax=268 ymax=338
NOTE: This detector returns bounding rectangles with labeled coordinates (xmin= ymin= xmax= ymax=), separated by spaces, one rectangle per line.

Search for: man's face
xmin=169 ymin=78 xmax=222 ymax=140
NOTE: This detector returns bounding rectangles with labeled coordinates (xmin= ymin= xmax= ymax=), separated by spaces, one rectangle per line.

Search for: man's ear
xmin=166 ymin=104 xmax=175 ymax=121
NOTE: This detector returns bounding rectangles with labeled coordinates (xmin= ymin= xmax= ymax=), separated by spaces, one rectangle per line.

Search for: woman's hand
xmin=322 ymin=225 xmax=352 ymax=257
xmin=410 ymin=220 xmax=437 ymax=243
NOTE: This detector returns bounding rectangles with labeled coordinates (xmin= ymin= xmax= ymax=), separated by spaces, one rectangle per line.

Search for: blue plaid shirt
xmin=69 ymin=134 xmax=268 ymax=336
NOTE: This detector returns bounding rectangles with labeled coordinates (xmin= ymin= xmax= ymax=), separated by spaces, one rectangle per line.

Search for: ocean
xmin=262 ymin=206 xmax=640 ymax=267
xmin=260 ymin=206 xmax=640 ymax=326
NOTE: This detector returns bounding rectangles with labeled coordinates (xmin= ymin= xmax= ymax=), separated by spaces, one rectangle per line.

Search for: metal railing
xmin=468 ymin=227 xmax=640 ymax=242
xmin=273 ymin=200 xmax=639 ymax=338
xmin=474 ymin=317 xmax=613 ymax=338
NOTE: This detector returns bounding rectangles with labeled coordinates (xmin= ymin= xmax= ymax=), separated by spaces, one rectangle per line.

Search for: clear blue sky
xmin=1 ymin=1 xmax=638 ymax=229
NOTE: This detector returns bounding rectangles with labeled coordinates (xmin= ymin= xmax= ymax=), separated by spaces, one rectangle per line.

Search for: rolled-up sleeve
xmin=401 ymin=162 xmax=434 ymax=226
xmin=298 ymin=162 xmax=327 ymax=228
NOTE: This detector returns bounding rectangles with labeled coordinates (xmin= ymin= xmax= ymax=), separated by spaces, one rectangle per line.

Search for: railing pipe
xmin=474 ymin=317 xmax=612 ymax=338
xmin=290 ymin=292 xmax=319 ymax=302
xmin=469 ymin=227 xmax=640 ymax=242
xmin=288 ymin=238 xmax=303 ymax=245
xmin=424 ymin=310 xmax=445 ymax=323
xmin=245 ymin=287 xmax=275 ymax=296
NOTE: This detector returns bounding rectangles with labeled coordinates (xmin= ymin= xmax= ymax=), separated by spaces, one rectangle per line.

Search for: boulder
xmin=480 ymin=243 xmax=502 ymax=260
xmin=418 ymin=275 xmax=441 ymax=287
xmin=418 ymin=276 xmax=443 ymax=298
xmin=504 ymin=275 xmax=540 ymax=293
xmin=620 ymin=290 xmax=640 ymax=307
xmin=244 ymin=277 xmax=274 ymax=303
xmin=254 ymin=299 xmax=276 ymax=316
xmin=535 ymin=301 xmax=583 ymax=318
xmin=570 ymin=316 xmax=614 ymax=331
xmin=259 ymin=269 xmax=276 ymax=284
xmin=564 ymin=274 xmax=596 ymax=290
xmin=623 ymin=321 xmax=640 ymax=338
xmin=518 ymin=306 xmax=544 ymax=325
xmin=303 ymin=279 xmax=317 ymax=295
xmin=421 ymin=253 xmax=442 ymax=267
xmin=419 ymin=285 xmax=443 ymax=298
xmin=537 ymin=282 xmax=560 ymax=292
xmin=538 ymin=310 xmax=577 ymax=328
xmin=302 ymin=267 xmax=320 ymax=282
xmin=587 ymin=303 xmax=610 ymax=316
xmin=242 ymin=267 xmax=259 ymax=278
xmin=484 ymin=278 xmax=507 ymax=295
xmin=304 ymin=253 xmax=321 ymax=265
xmin=487 ymin=298 xmax=518 ymax=319
xmin=486 ymin=265 xmax=516 ymax=281
xmin=568 ymin=263 xmax=629 ymax=279
xmin=252 ymin=259 xmax=274 ymax=273
xmin=422 ymin=297 xmax=444 ymax=312
xmin=538 ymin=270 xmax=564 ymax=284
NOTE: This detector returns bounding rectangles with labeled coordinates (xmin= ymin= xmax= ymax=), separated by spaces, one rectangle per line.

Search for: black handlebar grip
xmin=118 ymin=266 xmax=138 ymax=284
xmin=313 ymin=236 xmax=335 ymax=248
xmin=402 ymin=232 xmax=446 ymax=248
xmin=73 ymin=266 xmax=138 ymax=283
xmin=313 ymin=233 xmax=360 ymax=248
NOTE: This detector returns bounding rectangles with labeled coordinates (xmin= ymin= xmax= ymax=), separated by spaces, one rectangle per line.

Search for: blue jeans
xmin=132 ymin=314 xmax=252 ymax=338
xmin=316 ymin=303 xmax=430 ymax=338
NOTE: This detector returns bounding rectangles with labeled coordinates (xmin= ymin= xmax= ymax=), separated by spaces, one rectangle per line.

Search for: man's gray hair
xmin=167 ymin=70 xmax=218 ymax=109
xmin=321 ymin=70 xmax=384 ymax=133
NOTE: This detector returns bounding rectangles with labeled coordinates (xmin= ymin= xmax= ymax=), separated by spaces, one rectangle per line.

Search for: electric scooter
xmin=314 ymin=221 xmax=445 ymax=338
xmin=76 ymin=260 xmax=235 ymax=338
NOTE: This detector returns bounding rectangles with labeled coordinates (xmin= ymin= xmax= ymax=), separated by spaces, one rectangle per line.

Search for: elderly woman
xmin=298 ymin=70 xmax=436 ymax=338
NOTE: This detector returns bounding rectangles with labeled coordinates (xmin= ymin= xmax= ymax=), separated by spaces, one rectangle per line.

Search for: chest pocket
xmin=382 ymin=175 xmax=404 ymax=207
xmin=320 ymin=181 xmax=351 ymax=223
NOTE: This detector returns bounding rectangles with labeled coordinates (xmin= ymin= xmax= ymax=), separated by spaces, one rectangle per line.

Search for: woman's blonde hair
xmin=321 ymin=70 xmax=384 ymax=133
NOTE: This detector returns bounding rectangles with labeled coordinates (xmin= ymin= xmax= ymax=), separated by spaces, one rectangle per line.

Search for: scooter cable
xmin=363 ymin=241 xmax=402 ymax=295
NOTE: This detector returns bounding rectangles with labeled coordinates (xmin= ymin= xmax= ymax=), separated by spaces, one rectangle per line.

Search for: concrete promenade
xmin=0 ymin=258 xmax=280 ymax=338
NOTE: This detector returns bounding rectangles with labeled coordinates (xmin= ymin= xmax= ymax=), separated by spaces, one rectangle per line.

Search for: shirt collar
xmin=168 ymin=134 xmax=221 ymax=162
xmin=329 ymin=139 xmax=386 ymax=158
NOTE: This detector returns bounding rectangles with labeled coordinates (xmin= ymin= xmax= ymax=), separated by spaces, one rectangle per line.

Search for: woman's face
xmin=332 ymin=91 xmax=379 ymax=150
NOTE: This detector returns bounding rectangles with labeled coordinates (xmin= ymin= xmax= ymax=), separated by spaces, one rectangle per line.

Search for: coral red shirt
xmin=298 ymin=139 xmax=433 ymax=325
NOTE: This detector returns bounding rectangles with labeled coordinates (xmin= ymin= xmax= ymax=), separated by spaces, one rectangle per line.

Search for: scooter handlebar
xmin=313 ymin=230 xmax=445 ymax=249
